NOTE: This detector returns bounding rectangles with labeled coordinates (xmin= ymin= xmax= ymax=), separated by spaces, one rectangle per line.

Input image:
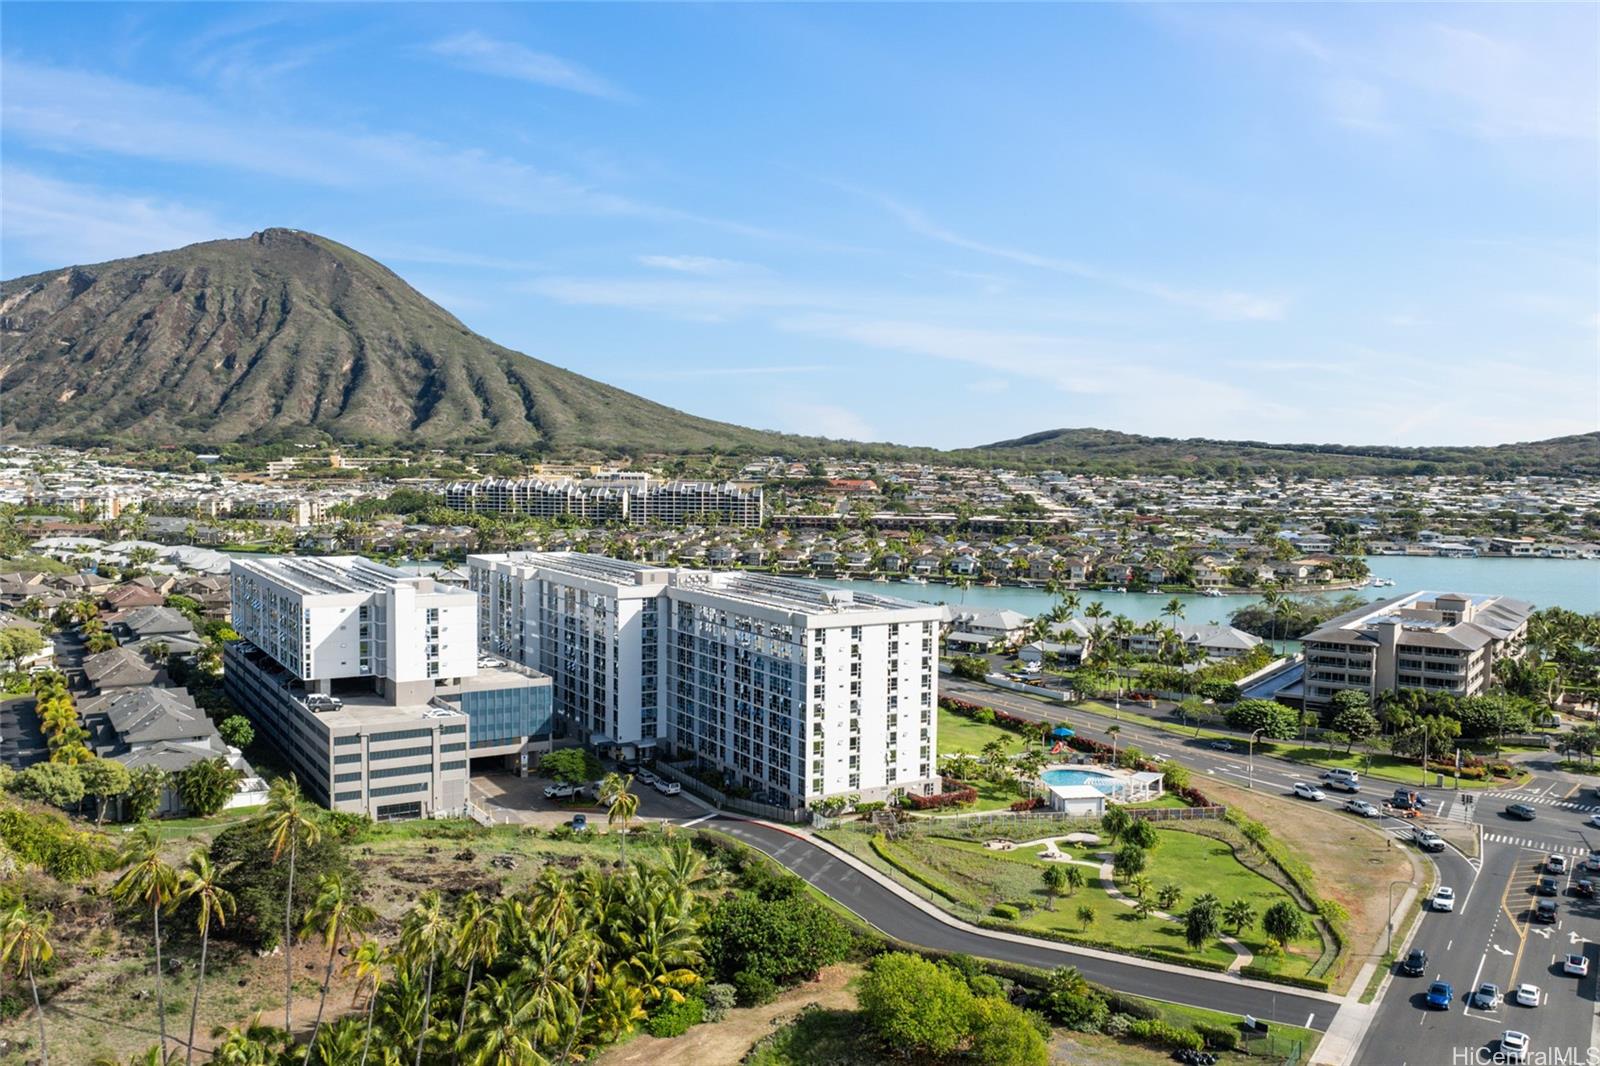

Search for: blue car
xmin=1426 ymin=981 xmax=1453 ymax=1010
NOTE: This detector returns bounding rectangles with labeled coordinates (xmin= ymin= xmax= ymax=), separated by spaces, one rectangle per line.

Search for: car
xmin=654 ymin=779 xmax=681 ymax=795
xmin=542 ymin=783 xmax=575 ymax=799
xmin=1589 ymin=813 xmax=1600 ymax=829
xmin=1505 ymin=803 xmax=1538 ymax=820
xmin=1471 ymin=982 xmax=1501 ymax=1009
xmin=1536 ymin=876 xmax=1560 ymax=897
xmin=1534 ymin=899 xmax=1557 ymax=924
xmin=1513 ymin=983 xmax=1540 ymax=1007
xmin=1209 ymin=740 xmax=1236 ymax=752
xmin=1393 ymin=789 xmax=1430 ymax=809
xmin=1432 ymin=886 xmax=1457 ymax=912
xmin=1425 ymin=981 xmax=1454 ymax=1009
xmin=476 ymin=657 xmax=504 ymax=668
xmin=1292 ymin=782 xmax=1326 ymax=801
xmin=1548 ymin=854 xmax=1569 ymax=875
xmin=570 ymin=814 xmax=588 ymax=832
xmin=635 ymin=769 xmax=659 ymax=785
xmin=1497 ymin=1031 xmax=1529 ymax=1064
xmin=1344 ymin=799 xmax=1380 ymax=817
xmin=1414 ymin=829 xmax=1446 ymax=853
xmin=1562 ymin=953 xmax=1589 ymax=976
xmin=1401 ymin=948 xmax=1429 ymax=976
xmin=1584 ymin=849 xmax=1600 ymax=872
xmin=1574 ymin=879 xmax=1595 ymax=899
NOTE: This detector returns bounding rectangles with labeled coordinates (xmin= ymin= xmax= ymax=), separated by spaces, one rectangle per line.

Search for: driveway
xmin=471 ymin=770 xmax=711 ymax=827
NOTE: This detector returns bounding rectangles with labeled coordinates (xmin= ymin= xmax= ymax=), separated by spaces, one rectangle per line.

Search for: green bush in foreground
xmin=646 ymin=993 xmax=705 ymax=1037
xmin=858 ymin=952 xmax=1049 ymax=1066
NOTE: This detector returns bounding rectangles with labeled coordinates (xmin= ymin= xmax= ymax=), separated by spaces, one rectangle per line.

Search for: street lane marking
xmin=1304 ymin=1012 xmax=1315 ymax=1028
xmin=679 ymin=813 xmax=717 ymax=828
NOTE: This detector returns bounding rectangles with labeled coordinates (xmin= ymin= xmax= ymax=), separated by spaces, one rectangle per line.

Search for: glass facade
xmin=457 ymin=684 xmax=554 ymax=745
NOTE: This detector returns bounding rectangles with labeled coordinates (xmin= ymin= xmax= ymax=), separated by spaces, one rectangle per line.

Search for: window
xmin=334 ymin=753 xmax=362 ymax=765
xmin=334 ymin=771 xmax=362 ymax=783
xmin=369 ymin=763 xmax=435 ymax=780
xmin=334 ymin=790 xmax=361 ymax=802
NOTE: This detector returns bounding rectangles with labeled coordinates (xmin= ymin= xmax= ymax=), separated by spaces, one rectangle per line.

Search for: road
xmin=711 ymin=816 xmax=1336 ymax=1032
xmin=942 ymin=679 xmax=1600 ymax=1065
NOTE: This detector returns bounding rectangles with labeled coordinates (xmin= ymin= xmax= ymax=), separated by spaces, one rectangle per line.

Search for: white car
xmin=1343 ymin=799 xmax=1379 ymax=817
xmin=1292 ymin=782 xmax=1326 ymax=801
xmin=1589 ymin=813 xmax=1600 ymax=829
xmin=1512 ymin=983 xmax=1539 ymax=1008
xmin=1548 ymin=854 xmax=1569 ymax=875
xmin=1497 ymin=1030 xmax=1529 ymax=1064
xmin=1563 ymin=954 xmax=1589 ymax=976
xmin=654 ymin=779 xmax=681 ymax=795
xmin=1432 ymin=886 xmax=1457 ymax=912
xmin=636 ymin=769 xmax=659 ymax=786
xmin=542 ymin=783 xmax=575 ymax=799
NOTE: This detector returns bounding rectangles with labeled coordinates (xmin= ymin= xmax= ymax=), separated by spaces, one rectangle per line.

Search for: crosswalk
xmin=1480 ymin=789 xmax=1600 ymax=814
xmin=1483 ymin=831 xmax=1599 ymax=856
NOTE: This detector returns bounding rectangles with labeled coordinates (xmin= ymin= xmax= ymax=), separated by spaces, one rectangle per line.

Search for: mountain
xmin=0 ymin=229 xmax=798 ymax=453
xmin=967 ymin=428 xmax=1600 ymax=477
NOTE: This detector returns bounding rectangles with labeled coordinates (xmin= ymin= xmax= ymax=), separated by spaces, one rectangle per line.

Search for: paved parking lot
xmin=471 ymin=770 xmax=711 ymax=828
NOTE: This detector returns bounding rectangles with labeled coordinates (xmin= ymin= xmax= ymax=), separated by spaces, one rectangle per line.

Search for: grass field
xmin=837 ymin=826 xmax=1322 ymax=976
xmin=936 ymin=704 xmax=1030 ymax=754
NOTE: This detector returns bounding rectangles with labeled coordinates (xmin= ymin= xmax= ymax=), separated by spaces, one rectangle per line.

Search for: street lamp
xmin=1248 ymin=728 xmax=1266 ymax=790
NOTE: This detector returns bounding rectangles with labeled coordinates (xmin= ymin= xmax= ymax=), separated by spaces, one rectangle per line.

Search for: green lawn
xmin=849 ymin=828 xmax=1321 ymax=976
xmin=936 ymin=704 xmax=1030 ymax=754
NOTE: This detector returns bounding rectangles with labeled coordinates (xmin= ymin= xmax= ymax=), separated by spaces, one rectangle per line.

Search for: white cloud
xmin=0 ymin=168 xmax=227 ymax=267
xmin=621 ymin=364 xmax=831 ymax=380
xmin=773 ymin=401 xmax=876 ymax=441
xmin=636 ymin=254 xmax=758 ymax=276
xmin=430 ymin=31 xmax=629 ymax=101
xmin=877 ymin=196 xmax=1287 ymax=322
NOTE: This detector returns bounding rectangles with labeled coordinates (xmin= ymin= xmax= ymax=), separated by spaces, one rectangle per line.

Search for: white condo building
xmin=468 ymin=552 xmax=941 ymax=808
xmin=228 ymin=556 xmax=553 ymax=819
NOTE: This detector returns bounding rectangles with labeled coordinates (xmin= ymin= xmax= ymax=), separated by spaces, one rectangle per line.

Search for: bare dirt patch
xmin=594 ymin=965 xmax=860 ymax=1066
xmin=1202 ymin=778 xmax=1417 ymax=992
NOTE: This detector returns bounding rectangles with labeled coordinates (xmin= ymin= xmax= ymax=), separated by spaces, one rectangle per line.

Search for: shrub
xmin=1009 ymin=797 xmax=1044 ymax=812
xmin=906 ymin=780 xmax=978 ymax=809
xmin=1127 ymin=1018 xmax=1204 ymax=1051
xmin=990 ymin=903 xmax=1020 ymax=920
xmin=731 ymin=969 xmax=777 ymax=1006
xmin=967 ymin=996 xmax=1051 ymax=1066
xmin=1101 ymin=991 xmax=1160 ymax=1020
xmin=1195 ymin=1022 xmax=1241 ymax=1050
xmin=706 ymin=892 xmax=851 ymax=993
xmin=701 ymin=983 xmax=736 ymax=1022
xmin=645 ymin=994 xmax=705 ymax=1037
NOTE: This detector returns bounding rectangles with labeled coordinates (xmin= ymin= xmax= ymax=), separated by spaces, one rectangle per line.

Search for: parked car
xmin=570 ymin=813 xmax=588 ymax=832
xmin=1414 ymin=829 xmax=1446 ymax=853
xmin=1426 ymin=981 xmax=1454 ymax=1009
xmin=1513 ymin=983 xmax=1540 ymax=1008
xmin=635 ymin=769 xmax=659 ymax=786
xmin=1584 ymin=849 xmax=1600 ymax=872
xmin=1497 ymin=1031 xmax=1529 ymax=1064
xmin=1589 ymin=812 xmax=1600 ymax=829
xmin=1344 ymin=799 xmax=1380 ymax=818
xmin=1292 ymin=782 xmax=1326 ymax=801
xmin=1471 ymin=982 xmax=1501 ymax=1009
xmin=1534 ymin=900 xmax=1557 ymax=924
xmin=1432 ymin=886 xmax=1456 ymax=912
xmin=1505 ymin=803 xmax=1538 ymax=821
xmin=543 ymin=783 xmax=576 ymax=799
xmin=654 ymin=779 xmax=681 ymax=795
xmin=1401 ymin=948 xmax=1429 ymax=976
xmin=1536 ymin=876 xmax=1560 ymax=897
xmin=1562 ymin=954 xmax=1589 ymax=976
xmin=1547 ymin=854 xmax=1569 ymax=875
xmin=1573 ymin=879 xmax=1595 ymax=899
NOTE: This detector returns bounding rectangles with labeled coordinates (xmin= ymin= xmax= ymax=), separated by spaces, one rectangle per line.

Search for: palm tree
xmin=112 ymin=823 xmax=178 ymax=1059
xmin=1224 ymin=899 xmax=1257 ymax=935
xmin=177 ymin=849 xmax=236 ymax=1066
xmin=1 ymin=900 xmax=54 ymax=1066
xmin=1062 ymin=865 xmax=1085 ymax=896
xmin=458 ymin=973 xmax=544 ymax=1066
xmin=598 ymin=773 xmax=639 ymax=867
xmin=300 ymin=872 xmax=375 ymax=1066
xmin=1041 ymin=865 xmax=1068 ymax=910
xmin=448 ymin=892 xmax=503 ymax=1066
xmin=345 ymin=939 xmax=388 ymax=1066
xmin=1162 ymin=597 xmax=1185 ymax=624
xmin=264 ymin=776 xmax=323 ymax=1031
xmin=1127 ymin=873 xmax=1151 ymax=899
xmin=400 ymin=890 xmax=451 ymax=1066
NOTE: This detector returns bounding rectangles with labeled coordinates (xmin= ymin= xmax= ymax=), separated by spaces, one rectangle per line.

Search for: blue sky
xmin=2 ymin=3 xmax=1595 ymax=449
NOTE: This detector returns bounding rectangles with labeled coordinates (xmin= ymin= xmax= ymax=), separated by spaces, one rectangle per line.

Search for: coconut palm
xmin=300 ymin=872 xmax=376 ymax=1066
xmin=1 ymin=900 xmax=54 ymax=1066
xmin=598 ymin=773 xmax=639 ymax=867
xmin=263 ymin=775 xmax=323 ymax=1031
xmin=344 ymin=939 xmax=389 ymax=1066
xmin=177 ymin=849 xmax=236 ymax=1066
xmin=1224 ymin=899 xmax=1257 ymax=935
xmin=112 ymin=822 xmax=179 ymax=1059
xmin=400 ymin=890 xmax=452 ymax=1066
xmin=449 ymin=892 xmax=503 ymax=1066
xmin=459 ymin=973 xmax=548 ymax=1066
xmin=1162 ymin=597 xmax=1185 ymax=624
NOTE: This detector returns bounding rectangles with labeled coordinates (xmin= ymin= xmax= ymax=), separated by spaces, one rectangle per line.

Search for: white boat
xmin=1201 ymin=588 xmax=1224 ymax=598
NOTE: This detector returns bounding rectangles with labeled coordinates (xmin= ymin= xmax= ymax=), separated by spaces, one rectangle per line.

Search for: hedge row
xmin=972 ymin=918 xmax=1235 ymax=973
xmin=906 ymin=777 xmax=978 ymax=809
xmin=1238 ymin=966 xmax=1333 ymax=991
xmin=868 ymin=835 xmax=964 ymax=904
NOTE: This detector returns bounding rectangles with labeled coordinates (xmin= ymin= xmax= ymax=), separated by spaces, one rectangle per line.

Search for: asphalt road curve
xmin=712 ymin=817 xmax=1336 ymax=1032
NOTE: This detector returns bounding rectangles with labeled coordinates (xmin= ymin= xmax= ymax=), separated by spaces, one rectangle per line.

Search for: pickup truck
xmin=1413 ymin=828 xmax=1446 ymax=852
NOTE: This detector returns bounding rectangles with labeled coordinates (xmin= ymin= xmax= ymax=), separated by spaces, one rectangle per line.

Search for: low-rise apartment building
xmin=468 ymin=552 xmax=941 ymax=808
xmin=226 ymin=556 xmax=552 ymax=819
xmin=1301 ymin=591 xmax=1532 ymax=706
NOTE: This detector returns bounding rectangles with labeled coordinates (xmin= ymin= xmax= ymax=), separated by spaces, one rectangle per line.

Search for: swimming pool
xmin=1040 ymin=767 xmax=1120 ymax=795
